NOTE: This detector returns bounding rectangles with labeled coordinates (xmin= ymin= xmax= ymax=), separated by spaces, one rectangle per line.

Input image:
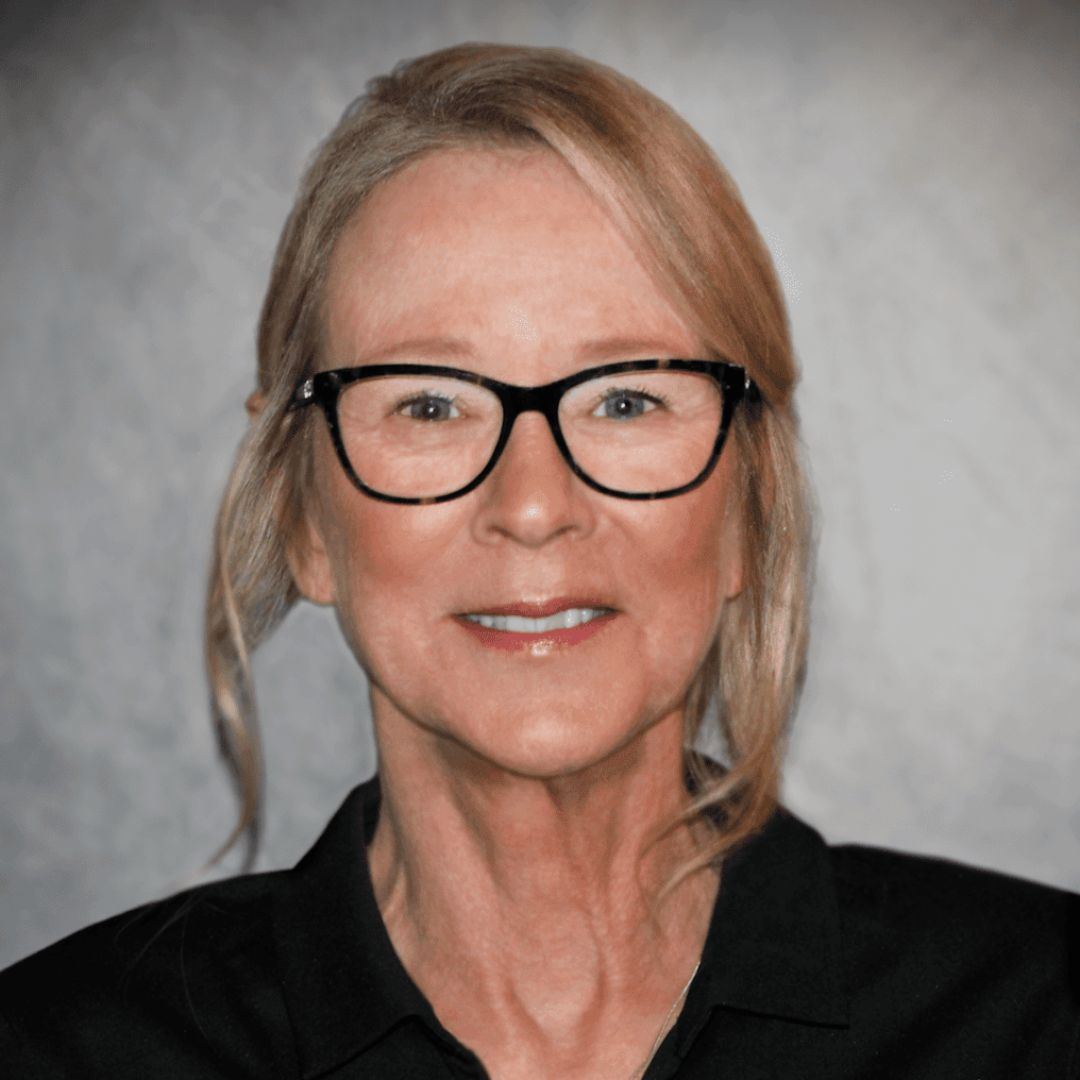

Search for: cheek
xmin=318 ymin=472 xmax=468 ymax=659
xmin=646 ymin=510 xmax=725 ymax=618
xmin=631 ymin=463 xmax=739 ymax=653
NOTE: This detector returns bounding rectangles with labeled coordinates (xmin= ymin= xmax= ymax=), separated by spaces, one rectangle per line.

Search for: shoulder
xmin=825 ymin=836 xmax=1080 ymax=1075
xmin=829 ymin=837 xmax=1078 ymax=950
xmin=0 ymin=871 xmax=297 ymax=1079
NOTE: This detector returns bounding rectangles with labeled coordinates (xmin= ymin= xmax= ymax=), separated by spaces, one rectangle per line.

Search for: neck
xmin=366 ymin=705 xmax=718 ymax=1068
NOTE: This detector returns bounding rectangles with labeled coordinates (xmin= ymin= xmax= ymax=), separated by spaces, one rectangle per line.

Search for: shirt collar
xmin=273 ymin=755 xmax=849 ymax=1078
xmin=683 ymin=802 xmax=850 ymax=1044
xmin=272 ymin=772 xmax=438 ymax=1078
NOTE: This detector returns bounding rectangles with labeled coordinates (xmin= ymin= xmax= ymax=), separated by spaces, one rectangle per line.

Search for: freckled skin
xmin=288 ymin=147 xmax=743 ymax=1073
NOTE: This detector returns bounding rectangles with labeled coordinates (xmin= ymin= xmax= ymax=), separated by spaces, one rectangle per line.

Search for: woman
xmin=1 ymin=43 xmax=1076 ymax=1080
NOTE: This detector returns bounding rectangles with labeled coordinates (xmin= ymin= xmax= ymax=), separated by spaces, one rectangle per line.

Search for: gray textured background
xmin=2 ymin=0 xmax=1078 ymax=970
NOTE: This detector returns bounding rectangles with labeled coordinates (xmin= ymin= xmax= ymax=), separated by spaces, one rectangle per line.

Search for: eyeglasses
xmin=288 ymin=359 xmax=758 ymax=504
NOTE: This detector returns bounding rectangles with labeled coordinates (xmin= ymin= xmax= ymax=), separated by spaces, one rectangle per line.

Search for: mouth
xmin=460 ymin=607 xmax=614 ymax=633
xmin=453 ymin=596 xmax=619 ymax=649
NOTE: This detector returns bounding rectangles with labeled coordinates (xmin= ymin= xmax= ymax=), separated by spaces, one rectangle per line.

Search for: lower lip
xmin=453 ymin=612 xmax=619 ymax=652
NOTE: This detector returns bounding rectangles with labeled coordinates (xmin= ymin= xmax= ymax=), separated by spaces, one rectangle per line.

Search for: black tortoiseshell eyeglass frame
xmin=287 ymin=358 xmax=760 ymax=505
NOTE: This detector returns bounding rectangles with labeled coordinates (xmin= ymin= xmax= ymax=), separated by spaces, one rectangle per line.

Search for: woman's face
xmin=296 ymin=146 xmax=743 ymax=777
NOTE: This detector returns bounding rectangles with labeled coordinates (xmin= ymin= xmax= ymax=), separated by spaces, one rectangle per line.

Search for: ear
xmin=719 ymin=451 xmax=747 ymax=601
xmin=721 ymin=522 xmax=745 ymax=601
xmin=245 ymin=390 xmax=268 ymax=423
xmin=285 ymin=502 xmax=337 ymax=607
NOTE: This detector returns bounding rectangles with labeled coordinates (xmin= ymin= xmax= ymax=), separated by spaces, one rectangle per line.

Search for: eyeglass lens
xmin=334 ymin=369 xmax=725 ymax=500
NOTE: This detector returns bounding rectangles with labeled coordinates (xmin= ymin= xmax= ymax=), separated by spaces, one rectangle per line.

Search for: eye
xmin=592 ymin=385 xmax=671 ymax=420
xmin=395 ymin=391 xmax=461 ymax=421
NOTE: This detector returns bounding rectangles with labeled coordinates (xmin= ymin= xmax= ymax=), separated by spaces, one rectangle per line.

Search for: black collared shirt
xmin=2 ymin=763 xmax=1078 ymax=1078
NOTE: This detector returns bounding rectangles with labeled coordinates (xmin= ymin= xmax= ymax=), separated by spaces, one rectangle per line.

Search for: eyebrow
xmin=354 ymin=335 xmax=693 ymax=366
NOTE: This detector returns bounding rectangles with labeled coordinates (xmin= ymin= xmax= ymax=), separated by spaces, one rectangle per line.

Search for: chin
xmin=452 ymin=710 xmax=649 ymax=781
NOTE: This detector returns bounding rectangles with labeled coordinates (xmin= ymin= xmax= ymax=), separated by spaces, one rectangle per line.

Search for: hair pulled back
xmin=205 ymin=43 xmax=813 ymax=893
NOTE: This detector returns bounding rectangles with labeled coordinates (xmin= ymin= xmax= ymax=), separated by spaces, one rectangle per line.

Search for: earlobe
xmin=720 ymin=466 xmax=746 ymax=602
xmin=286 ymin=515 xmax=336 ymax=607
xmin=723 ymin=543 xmax=745 ymax=601
xmin=246 ymin=390 xmax=268 ymax=423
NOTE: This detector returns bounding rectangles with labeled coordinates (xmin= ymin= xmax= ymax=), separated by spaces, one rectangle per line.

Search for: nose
xmin=469 ymin=410 xmax=595 ymax=547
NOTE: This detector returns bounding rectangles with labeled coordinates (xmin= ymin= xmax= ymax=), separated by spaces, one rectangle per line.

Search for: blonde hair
xmin=205 ymin=43 xmax=813 ymax=892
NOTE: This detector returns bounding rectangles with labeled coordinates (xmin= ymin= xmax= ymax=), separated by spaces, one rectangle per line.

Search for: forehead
xmin=322 ymin=146 xmax=700 ymax=369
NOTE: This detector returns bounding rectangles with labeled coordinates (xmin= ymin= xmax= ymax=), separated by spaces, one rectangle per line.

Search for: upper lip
xmin=458 ymin=596 xmax=617 ymax=618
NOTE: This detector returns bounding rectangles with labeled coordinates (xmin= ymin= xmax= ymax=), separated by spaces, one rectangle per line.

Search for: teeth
xmin=463 ymin=608 xmax=611 ymax=633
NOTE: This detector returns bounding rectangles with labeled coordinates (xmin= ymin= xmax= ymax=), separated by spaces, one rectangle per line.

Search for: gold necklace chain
xmin=626 ymin=959 xmax=701 ymax=1080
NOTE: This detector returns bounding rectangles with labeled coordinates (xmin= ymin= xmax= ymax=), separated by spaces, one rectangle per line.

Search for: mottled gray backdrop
xmin=2 ymin=0 xmax=1078 ymax=968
